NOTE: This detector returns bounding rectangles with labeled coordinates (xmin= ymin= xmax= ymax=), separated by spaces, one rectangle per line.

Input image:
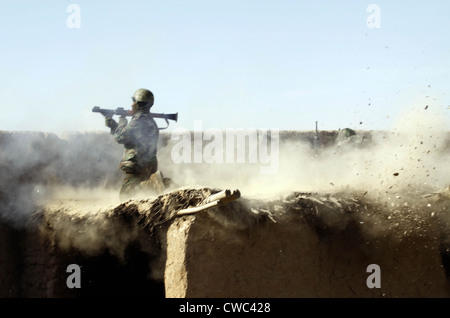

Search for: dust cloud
xmin=157 ymin=104 xmax=449 ymax=242
xmin=160 ymin=105 xmax=449 ymax=202
xmin=0 ymin=131 xmax=123 ymax=228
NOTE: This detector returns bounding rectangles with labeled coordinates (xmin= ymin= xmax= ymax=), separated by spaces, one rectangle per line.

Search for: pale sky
xmin=0 ymin=0 xmax=449 ymax=133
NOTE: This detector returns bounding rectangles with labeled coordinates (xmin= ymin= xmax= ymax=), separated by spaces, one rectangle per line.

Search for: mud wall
xmin=0 ymin=223 xmax=20 ymax=297
xmin=165 ymin=209 xmax=450 ymax=298
xmin=2 ymin=187 xmax=449 ymax=298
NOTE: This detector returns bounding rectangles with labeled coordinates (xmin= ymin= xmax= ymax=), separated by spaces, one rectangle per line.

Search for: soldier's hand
xmin=118 ymin=115 xmax=128 ymax=127
xmin=105 ymin=116 xmax=114 ymax=128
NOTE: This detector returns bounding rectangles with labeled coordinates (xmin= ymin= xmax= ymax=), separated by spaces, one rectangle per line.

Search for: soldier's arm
xmin=145 ymin=120 xmax=159 ymax=156
xmin=113 ymin=116 xmax=141 ymax=145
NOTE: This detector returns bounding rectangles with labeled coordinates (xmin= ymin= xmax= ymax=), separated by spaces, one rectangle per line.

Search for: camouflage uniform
xmin=108 ymin=110 xmax=159 ymax=198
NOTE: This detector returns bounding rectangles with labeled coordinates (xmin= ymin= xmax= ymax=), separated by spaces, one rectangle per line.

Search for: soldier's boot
xmin=140 ymin=170 xmax=166 ymax=194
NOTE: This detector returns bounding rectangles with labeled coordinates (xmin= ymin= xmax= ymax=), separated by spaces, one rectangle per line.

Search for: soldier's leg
xmin=138 ymin=159 xmax=166 ymax=194
xmin=119 ymin=173 xmax=141 ymax=200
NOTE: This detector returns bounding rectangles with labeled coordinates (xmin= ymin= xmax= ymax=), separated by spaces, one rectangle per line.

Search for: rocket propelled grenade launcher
xmin=92 ymin=106 xmax=178 ymax=130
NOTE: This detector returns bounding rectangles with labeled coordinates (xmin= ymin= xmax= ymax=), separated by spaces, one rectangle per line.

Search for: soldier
xmin=336 ymin=127 xmax=367 ymax=150
xmin=105 ymin=88 xmax=160 ymax=199
xmin=337 ymin=128 xmax=356 ymax=141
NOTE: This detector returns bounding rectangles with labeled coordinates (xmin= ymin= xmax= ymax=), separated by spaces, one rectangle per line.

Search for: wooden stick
xmin=176 ymin=200 xmax=221 ymax=216
xmin=176 ymin=189 xmax=241 ymax=216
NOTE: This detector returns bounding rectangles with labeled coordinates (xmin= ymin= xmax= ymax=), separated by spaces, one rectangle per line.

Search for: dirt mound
xmin=38 ymin=188 xmax=214 ymax=259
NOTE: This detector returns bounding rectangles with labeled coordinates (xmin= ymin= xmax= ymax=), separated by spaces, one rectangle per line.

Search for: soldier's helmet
xmin=341 ymin=128 xmax=356 ymax=139
xmin=336 ymin=128 xmax=357 ymax=146
xmin=132 ymin=88 xmax=154 ymax=106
